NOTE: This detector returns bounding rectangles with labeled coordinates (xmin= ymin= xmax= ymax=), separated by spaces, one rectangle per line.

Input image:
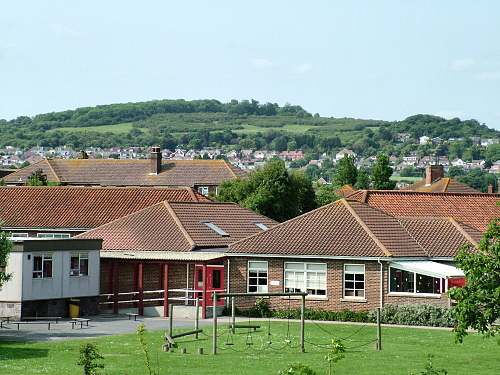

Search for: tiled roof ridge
xmin=341 ymin=200 xmax=392 ymax=257
xmin=354 ymin=189 xmax=500 ymax=198
xmin=0 ymin=185 xmax=202 ymax=191
xmin=229 ymin=199 xmax=342 ymax=247
xmin=74 ymin=201 xmax=168 ymax=239
xmin=162 ymin=201 xmax=196 ymax=249
xmin=447 ymin=217 xmax=479 ymax=247
xmin=45 ymin=160 xmax=61 ymax=183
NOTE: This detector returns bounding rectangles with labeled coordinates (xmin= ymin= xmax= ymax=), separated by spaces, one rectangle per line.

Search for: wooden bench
xmin=13 ymin=321 xmax=53 ymax=330
xmin=23 ymin=316 xmax=62 ymax=323
xmin=229 ymin=324 xmax=260 ymax=331
xmin=0 ymin=316 xmax=14 ymax=328
xmin=71 ymin=318 xmax=91 ymax=329
xmin=126 ymin=313 xmax=139 ymax=321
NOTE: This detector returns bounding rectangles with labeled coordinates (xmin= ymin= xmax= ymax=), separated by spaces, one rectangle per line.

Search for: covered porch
xmin=99 ymin=251 xmax=227 ymax=319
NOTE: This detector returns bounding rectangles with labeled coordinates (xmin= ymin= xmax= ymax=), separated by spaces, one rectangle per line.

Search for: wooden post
xmin=169 ymin=304 xmax=174 ymax=337
xmin=138 ymin=262 xmax=144 ymax=316
xmin=163 ymin=263 xmax=169 ymax=318
xmin=202 ymin=264 xmax=207 ymax=319
xmin=195 ymin=297 xmax=200 ymax=339
xmin=376 ymin=307 xmax=382 ymax=351
xmin=300 ymin=294 xmax=305 ymax=353
xmin=212 ymin=292 xmax=217 ymax=355
xmin=231 ymin=296 xmax=236 ymax=334
xmin=112 ymin=262 xmax=119 ymax=314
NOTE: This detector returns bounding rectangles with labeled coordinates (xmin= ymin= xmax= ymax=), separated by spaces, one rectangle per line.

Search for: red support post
xmin=202 ymin=263 xmax=207 ymax=319
xmin=112 ymin=262 xmax=119 ymax=314
xmin=163 ymin=263 xmax=169 ymax=318
xmin=138 ymin=262 xmax=144 ymax=316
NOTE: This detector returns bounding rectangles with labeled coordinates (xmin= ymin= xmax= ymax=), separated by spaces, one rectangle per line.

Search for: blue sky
xmin=1 ymin=1 xmax=500 ymax=128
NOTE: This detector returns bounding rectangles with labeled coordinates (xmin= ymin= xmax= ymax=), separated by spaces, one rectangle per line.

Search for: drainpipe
xmin=377 ymin=258 xmax=383 ymax=309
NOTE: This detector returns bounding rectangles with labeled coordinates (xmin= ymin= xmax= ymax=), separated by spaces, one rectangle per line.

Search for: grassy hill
xmin=1 ymin=99 xmax=498 ymax=156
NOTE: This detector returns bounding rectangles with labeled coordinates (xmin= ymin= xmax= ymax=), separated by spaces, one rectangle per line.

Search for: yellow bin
xmin=69 ymin=300 xmax=80 ymax=318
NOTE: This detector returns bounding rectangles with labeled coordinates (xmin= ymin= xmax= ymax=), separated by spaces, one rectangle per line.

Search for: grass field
xmin=1 ymin=321 xmax=499 ymax=374
xmin=48 ymin=122 xmax=134 ymax=134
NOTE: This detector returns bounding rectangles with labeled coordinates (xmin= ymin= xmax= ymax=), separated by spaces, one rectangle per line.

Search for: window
xmin=197 ymin=186 xmax=209 ymax=196
xmin=343 ymin=264 xmax=365 ymax=298
xmin=389 ymin=267 xmax=441 ymax=294
xmin=9 ymin=232 xmax=28 ymax=239
xmin=202 ymin=221 xmax=229 ymax=236
xmin=70 ymin=253 xmax=89 ymax=277
xmin=284 ymin=262 xmax=326 ymax=296
xmin=33 ymin=254 xmax=52 ymax=279
xmin=37 ymin=233 xmax=70 ymax=239
xmin=248 ymin=261 xmax=268 ymax=293
xmin=212 ymin=270 xmax=221 ymax=289
xmin=254 ymin=222 xmax=268 ymax=231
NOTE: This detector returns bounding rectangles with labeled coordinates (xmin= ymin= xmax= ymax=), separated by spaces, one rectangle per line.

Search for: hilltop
xmin=0 ymin=99 xmax=498 ymax=158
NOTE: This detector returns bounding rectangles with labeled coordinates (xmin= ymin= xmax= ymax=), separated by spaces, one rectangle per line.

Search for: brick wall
xmin=229 ymin=257 xmax=450 ymax=312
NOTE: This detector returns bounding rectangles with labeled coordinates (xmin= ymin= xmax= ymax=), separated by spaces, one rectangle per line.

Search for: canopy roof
xmin=390 ymin=260 xmax=464 ymax=278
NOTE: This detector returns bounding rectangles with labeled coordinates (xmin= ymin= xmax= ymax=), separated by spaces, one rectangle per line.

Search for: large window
xmin=343 ymin=264 xmax=365 ymax=298
xmin=389 ymin=267 xmax=441 ymax=294
xmin=284 ymin=262 xmax=326 ymax=296
xmin=197 ymin=186 xmax=209 ymax=196
xmin=70 ymin=253 xmax=89 ymax=277
xmin=33 ymin=254 xmax=53 ymax=279
xmin=37 ymin=233 xmax=70 ymax=239
xmin=248 ymin=261 xmax=268 ymax=293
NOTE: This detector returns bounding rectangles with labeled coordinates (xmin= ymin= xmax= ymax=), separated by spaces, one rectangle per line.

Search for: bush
xmin=278 ymin=363 xmax=318 ymax=375
xmin=369 ymin=304 xmax=455 ymax=327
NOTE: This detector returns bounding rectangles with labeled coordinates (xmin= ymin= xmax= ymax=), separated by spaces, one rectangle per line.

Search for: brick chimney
xmin=488 ymin=184 xmax=493 ymax=194
xmin=150 ymin=146 xmax=162 ymax=174
xmin=425 ymin=165 xmax=444 ymax=186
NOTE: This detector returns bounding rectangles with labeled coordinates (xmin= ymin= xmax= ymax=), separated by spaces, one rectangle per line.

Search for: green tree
xmin=217 ymin=159 xmax=316 ymax=221
xmin=315 ymin=185 xmax=341 ymax=207
xmin=333 ymin=155 xmax=357 ymax=186
xmin=26 ymin=169 xmax=48 ymax=186
xmin=0 ymin=225 xmax=13 ymax=288
xmin=449 ymin=219 xmax=500 ymax=343
xmin=354 ymin=168 xmax=370 ymax=189
xmin=371 ymin=153 xmax=396 ymax=189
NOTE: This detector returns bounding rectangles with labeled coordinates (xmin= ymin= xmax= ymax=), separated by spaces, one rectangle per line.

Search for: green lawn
xmin=1 ymin=321 xmax=499 ymax=374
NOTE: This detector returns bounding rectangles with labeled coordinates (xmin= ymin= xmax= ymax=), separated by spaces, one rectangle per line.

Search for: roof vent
xmin=202 ymin=221 xmax=229 ymax=237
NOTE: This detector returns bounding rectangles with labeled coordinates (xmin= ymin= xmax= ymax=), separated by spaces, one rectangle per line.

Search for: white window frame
xmin=343 ymin=264 xmax=365 ymax=299
xmin=70 ymin=252 xmax=89 ymax=277
xmin=198 ymin=186 xmax=209 ymax=196
xmin=247 ymin=260 xmax=268 ymax=293
xmin=284 ymin=262 xmax=327 ymax=297
xmin=9 ymin=232 xmax=29 ymax=239
xmin=388 ymin=266 xmax=443 ymax=296
xmin=32 ymin=253 xmax=53 ymax=279
xmin=37 ymin=233 xmax=71 ymax=239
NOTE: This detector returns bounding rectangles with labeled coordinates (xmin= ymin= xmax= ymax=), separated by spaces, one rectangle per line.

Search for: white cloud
xmin=251 ymin=58 xmax=274 ymax=69
xmin=475 ymin=71 xmax=500 ymax=81
xmin=450 ymin=58 xmax=475 ymax=72
xmin=293 ymin=63 xmax=313 ymax=74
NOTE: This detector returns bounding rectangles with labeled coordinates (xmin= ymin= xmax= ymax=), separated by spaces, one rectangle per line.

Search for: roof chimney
xmin=425 ymin=165 xmax=444 ymax=186
xmin=150 ymin=146 xmax=162 ymax=174
xmin=488 ymin=184 xmax=493 ymax=194
xmin=79 ymin=150 xmax=89 ymax=159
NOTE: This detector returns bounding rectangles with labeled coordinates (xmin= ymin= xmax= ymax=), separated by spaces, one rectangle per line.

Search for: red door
xmin=194 ymin=265 xmax=225 ymax=307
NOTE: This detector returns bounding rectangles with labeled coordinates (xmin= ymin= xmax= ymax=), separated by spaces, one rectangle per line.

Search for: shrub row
xmin=230 ymin=299 xmax=455 ymax=328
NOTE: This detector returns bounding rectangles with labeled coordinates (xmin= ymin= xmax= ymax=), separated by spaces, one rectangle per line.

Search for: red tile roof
xmin=404 ymin=177 xmax=479 ymax=193
xmin=229 ymin=199 xmax=484 ymax=258
xmin=76 ymin=201 xmax=277 ymax=251
xmin=3 ymin=159 xmax=246 ymax=187
xmin=0 ymin=186 xmax=208 ymax=229
xmin=347 ymin=190 xmax=500 ymax=232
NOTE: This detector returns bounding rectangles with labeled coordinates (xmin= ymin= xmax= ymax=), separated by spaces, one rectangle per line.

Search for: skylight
xmin=254 ymin=222 xmax=268 ymax=231
xmin=202 ymin=221 xmax=229 ymax=237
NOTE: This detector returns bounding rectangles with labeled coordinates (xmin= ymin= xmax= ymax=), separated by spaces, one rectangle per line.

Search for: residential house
xmin=3 ymin=147 xmax=246 ymax=196
xmin=419 ymin=136 xmax=430 ymax=145
xmin=404 ymin=165 xmax=479 ymax=193
xmin=335 ymin=149 xmax=356 ymax=161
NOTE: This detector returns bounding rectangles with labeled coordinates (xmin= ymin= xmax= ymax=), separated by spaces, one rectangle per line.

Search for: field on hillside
xmin=1 ymin=321 xmax=499 ymax=375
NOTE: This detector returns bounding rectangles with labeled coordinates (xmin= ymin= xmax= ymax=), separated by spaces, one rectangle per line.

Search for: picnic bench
xmin=13 ymin=321 xmax=53 ymax=330
xmin=126 ymin=313 xmax=140 ymax=321
xmin=0 ymin=316 xmax=14 ymax=328
xmin=23 ymin=316 xmax=62 ymax=323
xmin=71 ymin=318 xmax=91 ymax=329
